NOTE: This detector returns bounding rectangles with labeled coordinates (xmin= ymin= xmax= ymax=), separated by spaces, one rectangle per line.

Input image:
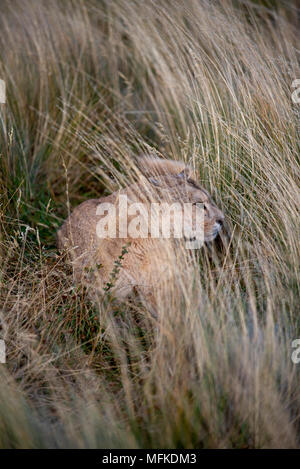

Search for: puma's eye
xmin=192 ymin=201 xmax=206 ymax=209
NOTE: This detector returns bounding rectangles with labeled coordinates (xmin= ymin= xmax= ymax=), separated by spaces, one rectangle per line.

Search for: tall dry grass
xmin=0 ymin=0 xmax=299 ymax=448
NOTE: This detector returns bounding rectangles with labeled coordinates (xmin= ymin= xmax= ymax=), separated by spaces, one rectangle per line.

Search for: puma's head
xmin=137 ymin=156 xmax=224 ymax=243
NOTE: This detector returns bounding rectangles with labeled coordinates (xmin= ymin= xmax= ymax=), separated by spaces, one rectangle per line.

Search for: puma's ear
xmin=137 ymin=155 xmax=187 ymax=177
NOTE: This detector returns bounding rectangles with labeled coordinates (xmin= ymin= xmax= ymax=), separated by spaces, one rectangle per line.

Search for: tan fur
xmin=57 ymin=157 xmax=224 ymax=312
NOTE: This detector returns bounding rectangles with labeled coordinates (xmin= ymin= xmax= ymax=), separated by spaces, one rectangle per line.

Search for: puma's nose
xmin=217 ymin=218 xmax=224 ymax=227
